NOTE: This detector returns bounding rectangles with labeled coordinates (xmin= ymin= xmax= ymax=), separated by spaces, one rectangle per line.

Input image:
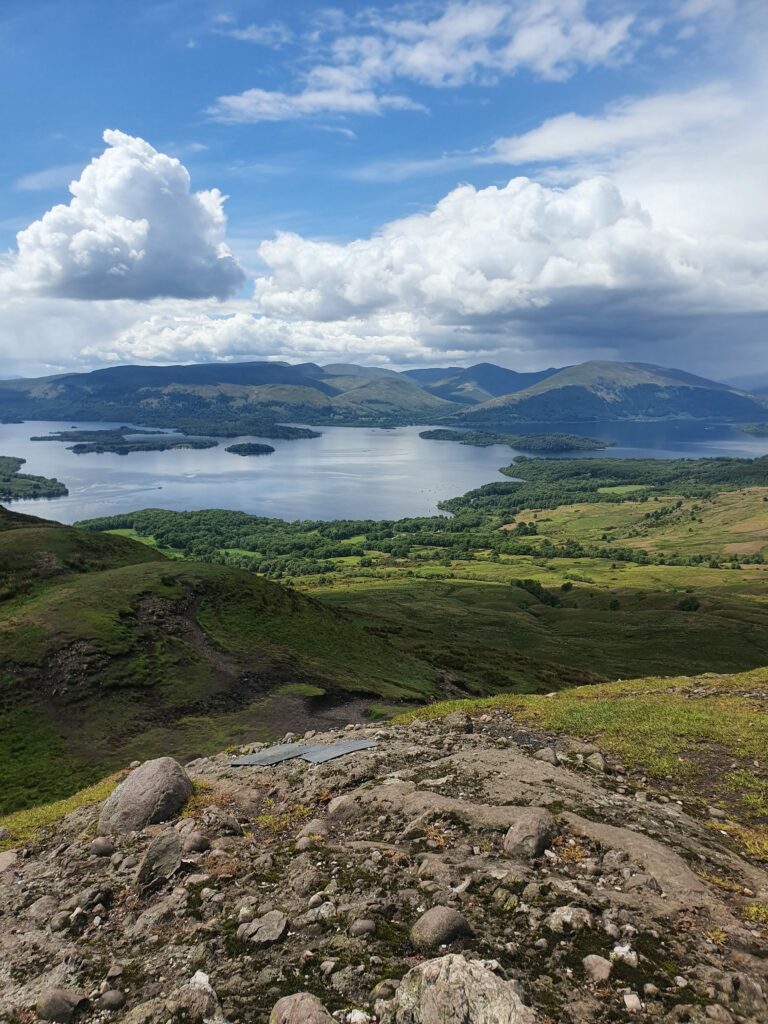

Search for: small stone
xmin=90 ymin=837 xmax=115 ymax=857
xmin=182 ymin=831 xmax=210 ymax=854
xmin=238 ymin=909 xmax=289 ymax=946
xmin=97 ymin=991 xmax=126 ymax=1011
xmin=585 ymin=752 xmax=606 ymax=773
xmin=533 ymin=746 xmax=559 ymax=766
xmin=269 ymin=992 xmax=334 ymax=1023
xmin=442 ymin=711 xmax=473 ymax=733
xmin=545 ymin=906 xmax=593 ymax=933
xmin=624 ymin=993 xmax=643 ymax=1013
xmin=349 ymin=918 xmax=376 ymax=938
xmin=503 ymin=807 xmax=556 ymax=859
xmin=583 ymin=954 xmax=612 ymax=983
xmin=410 ymin=906 xmax=472 ymax=950
xmin=612 ymin=944 xmax=638 ymax=967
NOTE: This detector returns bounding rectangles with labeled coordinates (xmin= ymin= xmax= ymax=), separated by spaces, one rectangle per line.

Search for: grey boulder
xmin=410 ymin=906 xmax=472 ymax=950
xmin=392 ymin=954 xmax=536 ymax=1023
xmin=502 ymin=808 xmax=556 ymax=859
xmin=269 ymin=992 xmax=335 ymax=1023
xmin=99 ymin=758 xmax=193 ymax=834
xmin=238 ymin=909 xmax=289 ymax=946
xmin=36 ymin=988 xmax=89 ymax=1023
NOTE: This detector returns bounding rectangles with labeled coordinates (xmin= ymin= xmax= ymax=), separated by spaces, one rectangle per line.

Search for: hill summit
xmin=0 ymin=672 xmax=766 ymax=1022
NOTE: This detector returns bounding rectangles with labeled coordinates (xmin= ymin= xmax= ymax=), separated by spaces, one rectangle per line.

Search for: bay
xmin=2 ymin=418 xmax=767 ymax=524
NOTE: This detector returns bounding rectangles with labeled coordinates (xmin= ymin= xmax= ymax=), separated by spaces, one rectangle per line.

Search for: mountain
xmin=448 ymin=361 xmax=768 ymax=426
xmin=0 ymin=360 xmax=454 ymax=432
xmin=404 ymin=362 xmax=562 ymax=405
xmin=0 ymin=506 xmax=438 ymax=813
xmin=2 ymin=358 xmax=764 ymax=430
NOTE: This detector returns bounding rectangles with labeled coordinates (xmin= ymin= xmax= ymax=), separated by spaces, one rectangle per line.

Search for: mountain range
xmin=1 ymin=359 xmax=765 ymax=432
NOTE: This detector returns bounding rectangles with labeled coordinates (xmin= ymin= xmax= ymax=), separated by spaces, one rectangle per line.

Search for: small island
xmin=419 ymin=428 xmax=611 ymax=452
xmin=0 ymin=455 xmax=68 ymax=500
xmin=224 ymin=443 xmax=276 ymax=457
xmin=30 ymin=426 xmax=218 ymax=455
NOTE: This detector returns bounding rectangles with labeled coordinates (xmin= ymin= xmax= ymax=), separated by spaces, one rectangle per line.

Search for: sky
xmin=0 ymin=0 xmax=766 ymax=380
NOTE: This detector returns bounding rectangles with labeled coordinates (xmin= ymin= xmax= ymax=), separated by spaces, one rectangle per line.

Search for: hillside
xmin=450 ymin=361 xmax=768 ymax=426
xmin=0 ymin=360 xmax=456 ymax=433
xmin=0 ymin=507 xmax=438 ymax=814
xmin=405 ymin=362 xmax=562 ymax=404
xmin=2 ymin=358 xmax=764 ymax=431
xmin=0 ymin=670 xmax=765 ymax=1023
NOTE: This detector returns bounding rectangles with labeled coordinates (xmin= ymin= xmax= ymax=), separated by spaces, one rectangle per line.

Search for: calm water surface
xmin=2 ymin=419 xmax=768 ymax=524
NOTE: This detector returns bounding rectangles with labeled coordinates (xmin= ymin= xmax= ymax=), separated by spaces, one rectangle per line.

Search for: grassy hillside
xmin=451 ymin=360 xmax=767 ymax=425
xmin=0 ymin=508 xmax=438 ymax=814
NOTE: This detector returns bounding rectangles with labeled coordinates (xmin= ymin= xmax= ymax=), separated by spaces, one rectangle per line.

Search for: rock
xmin=503 ymin=808 xmax=556 ymax=859
xmin=0 ymin=848 xmax=18 ymax=872
xmin=98 ymin=757 xmax=193 ymax=834
xmin=585 ymin=752 xmax=606 ymax=773
xmin=441 ymin=711 xmax=473 ymax=733
xmin=269 ymin=992 xmax=335 ymax=1023
xmin=135 ymin=829 xmax=182 ymax=890
xmin=168 ymin=971 xmax=221 ymax=1022
xmin=349 ymin=918 xmax=376 ymax=937
xmin=182 ymin=831 xmax=210 ymax=854
xmin=36 ymin=988 xmax=89 ymax=1023
xmin=392 ymin=954 xmax=536 ymax=1023
xmin=410 ymin=906 xmax=472 ymax=950
xmin=623 ymin=993 xmax=643 ymax=1013
xmin=533 ymin=746 xmax=559 ymax=766
xmin=545 ymin=906 xmax=593 ymax=933
xmin=97 ymin=991 xmax=126 ymax=1011
xmin=583 ymin=955 xmax=612 ymax=983
xmin=27 ymin=894 xmax=58 ymax=923
xmin=238 ymin=909 xmax=289 ymax=946
xmin=90 ymin=836 xmax=115 ymax=857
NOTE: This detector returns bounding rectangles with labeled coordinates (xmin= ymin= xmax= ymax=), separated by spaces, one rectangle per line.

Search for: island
xmin=224 ymin=443 xmax=276 ymax=457
xmin=30 ymin=426 xmax=219 ymax=455
xmin=419 ymin=428 xmax=611 ymax=452
xmin=0 ymin=455 xmax=68 ymax=500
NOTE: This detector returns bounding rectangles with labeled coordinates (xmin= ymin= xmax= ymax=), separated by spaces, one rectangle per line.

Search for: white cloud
xmin=4 ymin=130 xmax=244 ymax=301
xmin=208 ymin=1 xmax=637 ymax=123
xmin=487 ymin=82 xmax=742 ymax=163
xmin=252 ymin=175 xmax=768 ymax=328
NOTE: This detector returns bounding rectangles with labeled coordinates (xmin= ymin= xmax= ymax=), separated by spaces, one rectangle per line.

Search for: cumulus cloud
xmin=6 ymin=130 xmax=244 ymax=300
xmin=252 ymin=175 xmax=768 ymax=329
xmin=208 ymin=1 xmax=636 ymax=123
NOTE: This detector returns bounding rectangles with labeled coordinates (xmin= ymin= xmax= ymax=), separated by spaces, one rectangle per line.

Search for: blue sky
xmin=0 ymin=0 xmax=766 ymax=377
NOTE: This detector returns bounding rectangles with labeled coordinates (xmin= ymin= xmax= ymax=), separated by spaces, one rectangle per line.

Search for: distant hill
xmin=1 ymin=358 xmax=764 ymax=430
xmin=0 ymin=506 xmax=438 ymax=813
xmin=448 ymin=361 xmax=768 ymax=426
xmin=0 ymin=360 xmax=453 ymax=433
xmin=404 ymin=362 xmax=561 ymax=404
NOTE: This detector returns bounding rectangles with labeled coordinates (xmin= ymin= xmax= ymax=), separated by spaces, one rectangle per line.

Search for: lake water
xmin=2 ymin=418 xmax=768 ymax=524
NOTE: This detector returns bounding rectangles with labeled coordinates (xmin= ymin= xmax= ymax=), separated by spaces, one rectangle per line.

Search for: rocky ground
xmin=1 ymin=709 xmax=766 ymax=1023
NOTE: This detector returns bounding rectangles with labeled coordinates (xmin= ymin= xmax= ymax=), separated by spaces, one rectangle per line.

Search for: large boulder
xmin=391 ymin=954 xmax=536 ymax=1023
xmin=269 ymin=992 xmax=335 ymax=1023
xmin=502 ymin=808 xmax=556 ymax=859
xmin=99 ymin=758 xmax=193 ymax=834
